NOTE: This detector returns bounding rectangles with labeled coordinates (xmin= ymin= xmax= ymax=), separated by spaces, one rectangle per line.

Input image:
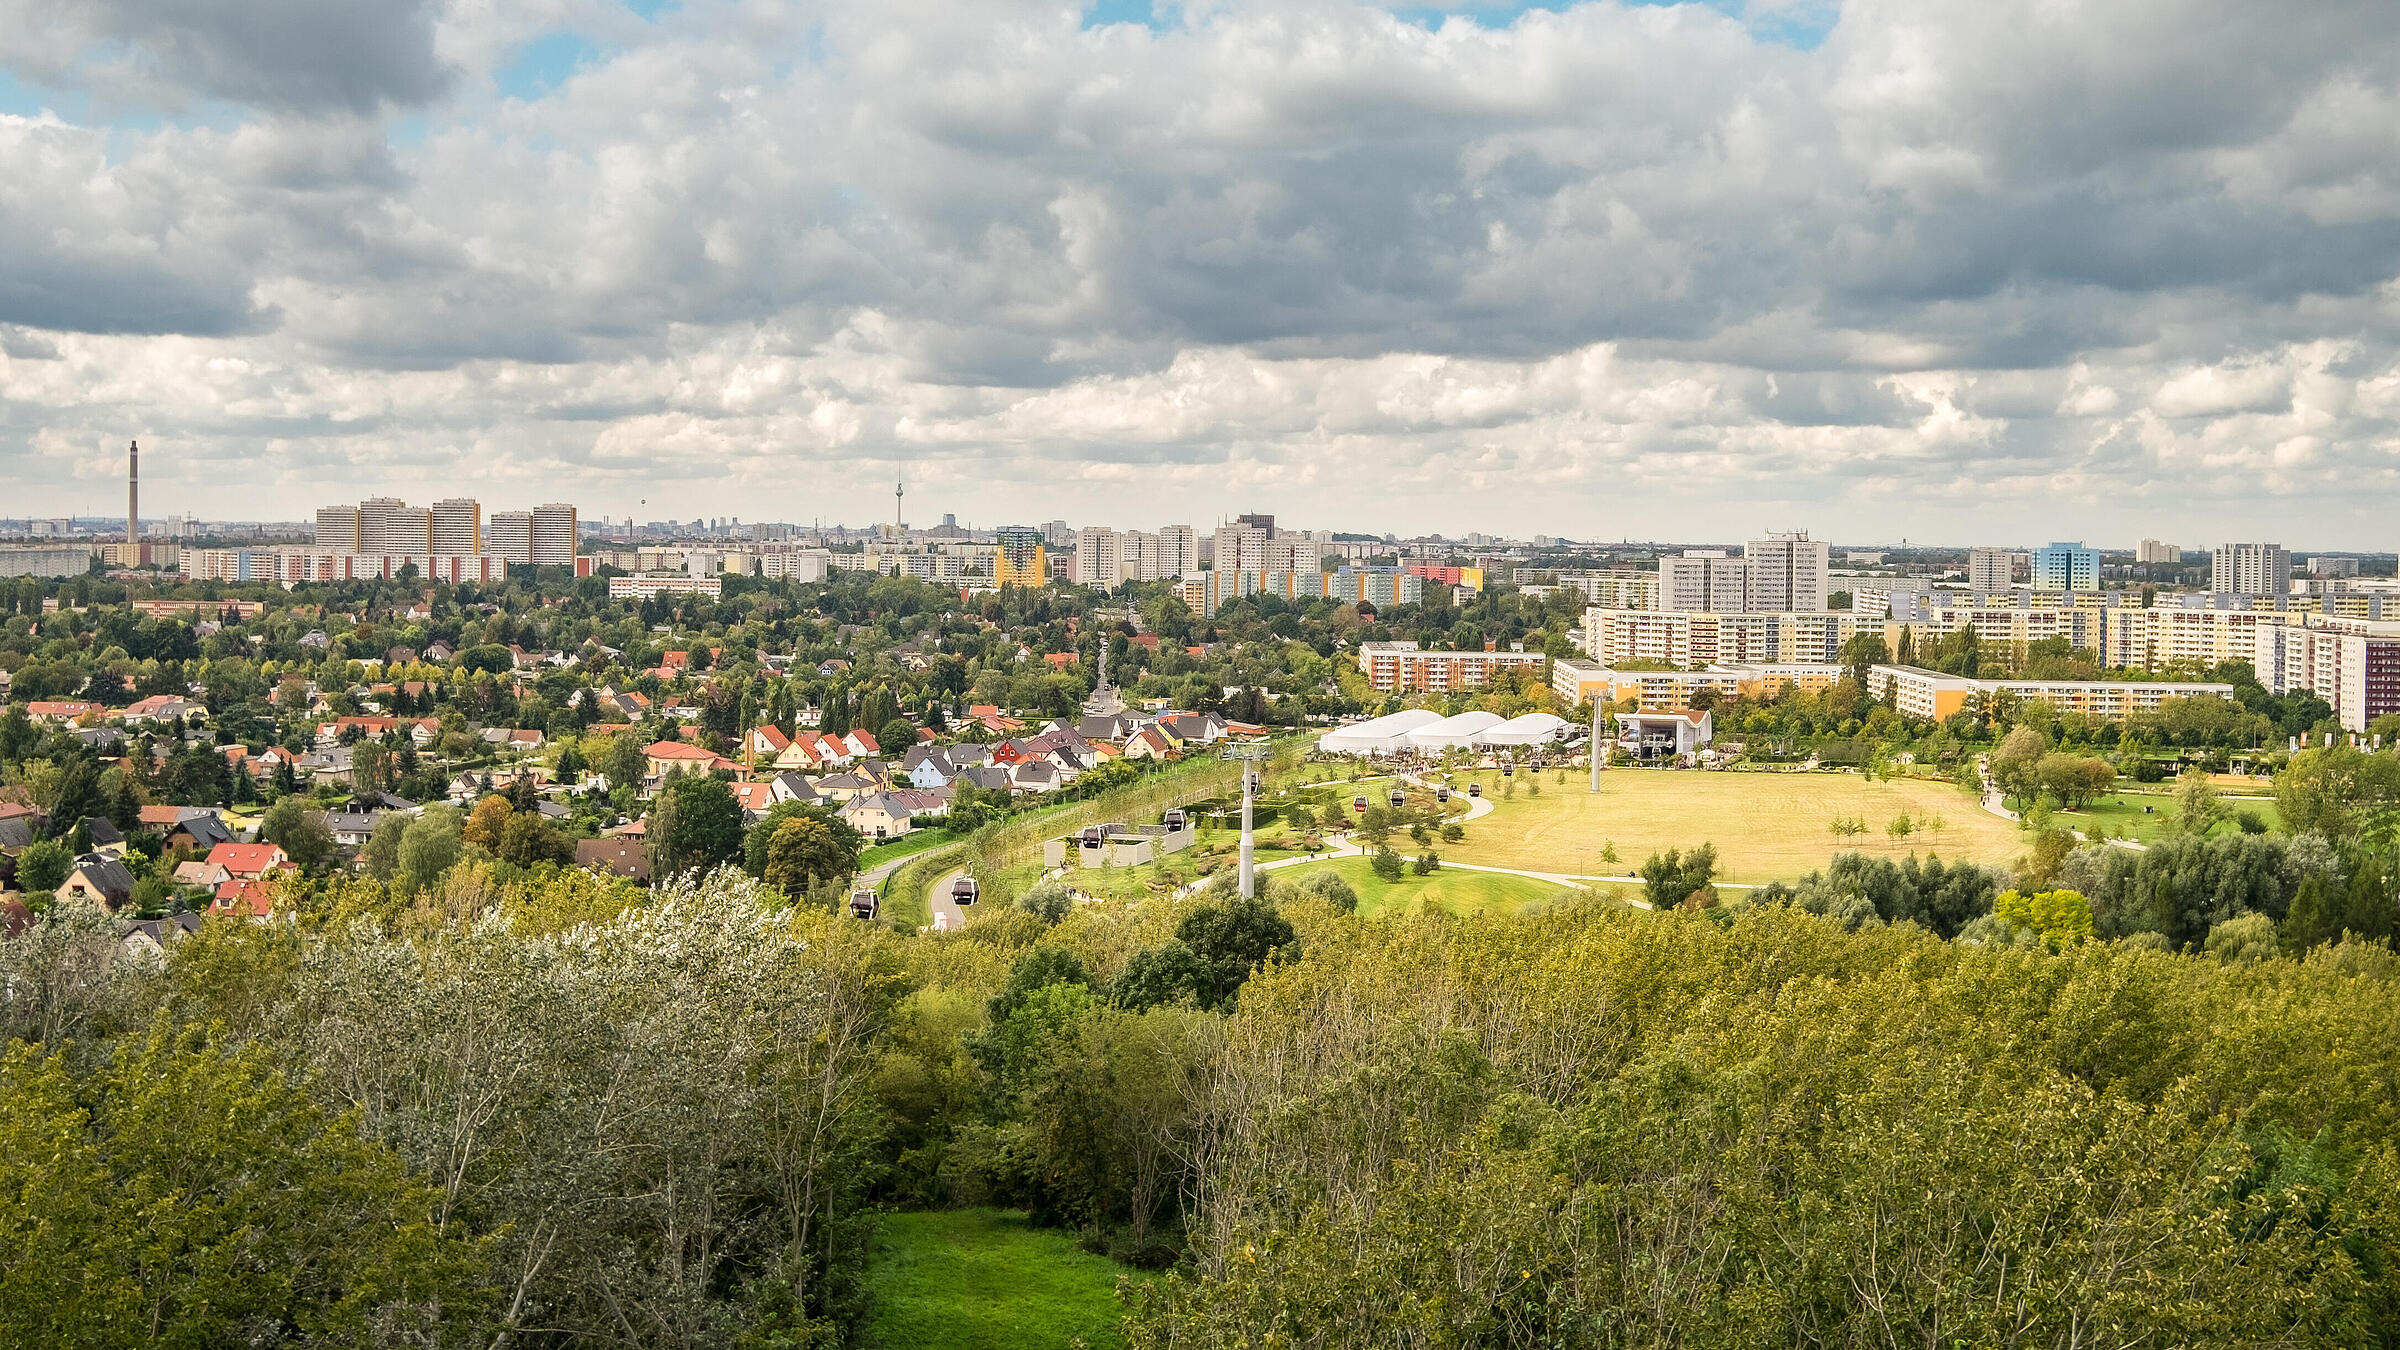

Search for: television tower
xmin=895 ymin=478 xmax=905 ymax=534
xmin=126 ymin=440 xmax=139 ymax=556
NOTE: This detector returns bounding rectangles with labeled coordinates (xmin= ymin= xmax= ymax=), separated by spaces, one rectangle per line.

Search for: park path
xmin=925 ymin=866 xmax=970 ymax=931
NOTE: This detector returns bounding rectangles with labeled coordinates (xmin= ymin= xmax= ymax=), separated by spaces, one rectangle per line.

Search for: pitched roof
xmin=61 ymin=854 xmax=137 ymax=905
xmin=203 ymin=842 xmax=288 ymax=876
xmin=643 ymin=740 xmax=719 ymax=760
xmin=575 ymin=836 xmax=651 ymax=881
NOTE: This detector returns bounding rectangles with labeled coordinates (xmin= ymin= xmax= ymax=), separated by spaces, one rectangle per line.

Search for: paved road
xmin=927 ymin=866 xmax=971 ymax=931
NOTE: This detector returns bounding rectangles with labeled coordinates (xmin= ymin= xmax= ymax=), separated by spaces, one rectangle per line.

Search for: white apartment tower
xmin=1075 ymin=526 xmax=1124 ymax=588
xmin=1212 ymin=522 xmax=1269 ymax=575
xmin=1156 ymin=525 xmax=1199 ymax=580
xmin=1967 ymin=547 xmax=2014 ymax=596
xmin=314 ymin=505 xmax=362 ymax=552
xmin=1659 ymin=551 xmax=1752 ymax=611
xmin=431 ymin=498 xmax=483 ymax=555
xmin=488 ymin=511 xmax=534 ymax=564
xmin=2212 ymin=542 xmax=2291 ymax=598
xmin=2136 ymin=539 xmax=2183 ymax=565
xmin=1747 ymin=530 xmax=1831 ymax=612
xmin=357 ymin=497 xmax=432 ymax=554
xmin=530 ymin=503 xmax=579 ymax=567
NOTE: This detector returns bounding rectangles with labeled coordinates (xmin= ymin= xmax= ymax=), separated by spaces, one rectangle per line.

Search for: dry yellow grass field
xmin=1440 ymin=769 xmax=2022 ymax=884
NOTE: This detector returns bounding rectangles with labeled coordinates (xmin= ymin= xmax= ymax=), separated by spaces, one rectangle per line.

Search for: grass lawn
xmin=2053 ymin=791 xmax=2282 ymax=844
xmin=861 ymin=831 xmax=951 ymax=871
xmin=866 ymin=1208 xmax=1141 ymax=1350
xmin=1271 ymin=855 xmax=1573 ymax=919
xmin=1439 ymin=769 xmax=2018 ymax=884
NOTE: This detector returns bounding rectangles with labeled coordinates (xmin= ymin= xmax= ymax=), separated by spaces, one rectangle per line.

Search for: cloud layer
xmin=3 ymin=0 xmax=2398 ymax=544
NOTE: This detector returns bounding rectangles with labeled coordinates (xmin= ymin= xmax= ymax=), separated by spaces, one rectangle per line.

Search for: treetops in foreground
xmin=9 ymin=852 xmax=2400 ymax=1345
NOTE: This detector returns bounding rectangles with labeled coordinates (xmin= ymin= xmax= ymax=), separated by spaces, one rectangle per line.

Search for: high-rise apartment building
xmin=1967 ymin=547 xmax=2014 ymax=595
xmin=1746 ymin=530 xmax=1830 ymax=612
xmin=2212 ymin=542 xmax=2292 ymax=598
xmin=995 ymin=527 xmax=1047 ymax=587
xmin=314 ymin=505 xmax=362 ymax=552
xmin=431 ymin=498 xmax=483 ymax=554
xmin=2031 ymin=541 xmax=2099 ymax=592
xmin=1212 ymin=523 xmax=1268 ymax=575
xmin=357 ymin=497 xmax=432 ymax=554
xmin=487 ymin=512 xmax=534 ymax=564
xmin=1075 ymin=526 xmax=1123 ymax=588
xmin=530 ymin=504 xmax=578 ymax=567
xmin=2136 ymin=539 xmax=2182 ymax=565
xmin=1660 ymin=551 xmax=1752 ymax=611
xmin=1156 ymin=525 xmax=1199 ymax=580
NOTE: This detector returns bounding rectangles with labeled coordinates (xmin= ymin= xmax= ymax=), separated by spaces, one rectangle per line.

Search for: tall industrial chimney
xmin=127 ymin=439 xmax=139 ymax=555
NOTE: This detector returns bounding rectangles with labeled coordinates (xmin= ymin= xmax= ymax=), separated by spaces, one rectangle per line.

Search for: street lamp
xmin=1222 ymin=744 xmax=1273 ymax=899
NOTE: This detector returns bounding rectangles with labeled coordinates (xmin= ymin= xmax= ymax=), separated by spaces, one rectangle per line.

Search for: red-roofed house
xmin=204 ymin=841 xmax=290 ymax=880
xmin=745 ymin=725 xmax=792 ymax=761
xmin=121 ymin=694 xmax=207 ymax=724
xmin=843 ymin=729 xmax=881 ymax=758
xmin=27 ymin=701 xmax=101 ymax=724
xmin=211 ymin=876 xmax=277 ymax=920
xmin=729 ymin=781 xmax=776 ymax=818
xmin=643 ymin=740 xmax=730 ymax=778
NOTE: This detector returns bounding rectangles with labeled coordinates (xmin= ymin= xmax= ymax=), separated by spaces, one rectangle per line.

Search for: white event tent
xmin=1316 ymin=709 xmax=1443 ymax=755
xmin=1472 ymin=712 xmax=1570 ymax=747
xmin=1405 ymin=710 xmax=1504 ymax=751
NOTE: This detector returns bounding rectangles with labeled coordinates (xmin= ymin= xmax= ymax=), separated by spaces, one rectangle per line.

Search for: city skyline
xmin=4 ymin=1 xmax=2400 ymax=542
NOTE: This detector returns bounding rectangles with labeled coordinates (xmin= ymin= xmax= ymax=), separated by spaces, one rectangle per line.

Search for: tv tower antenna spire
xmin=895 ymin=478 xmax=905 ymax=534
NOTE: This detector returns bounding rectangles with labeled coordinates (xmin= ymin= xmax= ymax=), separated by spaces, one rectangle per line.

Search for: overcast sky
xmin=4 ymin=0 xmax=2398 ymax=546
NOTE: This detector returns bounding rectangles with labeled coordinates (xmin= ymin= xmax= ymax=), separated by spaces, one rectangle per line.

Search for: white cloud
xmin=2 ymin=0 xmax=2399 ymax=544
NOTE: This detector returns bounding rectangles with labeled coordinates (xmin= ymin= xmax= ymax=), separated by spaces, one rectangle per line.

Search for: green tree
xmin=763 ymin=815 xmax=857 ymax=897
xmin=1989 ymin=725 xmax=2048 ymax=804
xmin=394 ymin=804 xmax=464 ymax=899
xmin=604 ymin=734 xmax=648 ymax=793
xmin=258 ymin=796 xmax=336 ymax=874
xmin=2276 ymin=747 xmax=2400 ymax=839
xmin=1370 ymin=845 xmax=1404 ymax=882
xmin=1174 ymin=896 xmax=1298 ymax=1011
xmin=0 ymin=1026 xmax=490 ymax=1346
xmin=1113 ymin=940 xmax=1211 ymax=1011
xmin=15 ymin=838 xmax=72 ymax=896
xmin=360 ymin=811 xmax=410 ymax=882
xmin=2172 ymin=767 xmax=2231 ymax=837
xmin=647 ymin=774 xmax=746 ymax=881
xmin=496 ymin=812 xmax=574 ymax=869
xmin=1639 ymin=843 xmax=1718 ymax=908
xmin=1993 ymin=888 xmax=2095 ymax=948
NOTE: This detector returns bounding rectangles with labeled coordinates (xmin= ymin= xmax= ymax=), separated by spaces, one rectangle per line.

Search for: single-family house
xmin=839 ymin=793 xmax=914 ymax=840
xmin=745 ymin=725 xmax=793 ymax=763
xmin=79 ymin=817 xmax=127 ymax=857
xmin=211 ymin=877 xmax=277 ymax=920
xmin=1122 ymin=726 xmax=1175 ymax=762
xmin=842 ymin=729 xmax=882 ymax=759
xmin=643 ymin=740 xmax=729 ymax=779
xmin=767 ymin=772 xmax=825 ymax=807
xmin=27 ymin=700 xmax=102 ymax=725
xmin=120 ymin=694 xmax=206 ymax=725
xmin=902 ymin=746 xmax=955 ymax=789
xmin=57 ymin=854 xmax=138 ymax=911
xmin=576 ymin=836 xmax=652 ymax=882
xmin=204 ymin=841 xmax=290 ymax=881
xmin=1009 ymin=760 xmax=1063 ymax=794
xmin=729 ymin=781 xmax=777 ymax=819
xmin=174 ymin=859 xmax=232 ymax=888
xmin=119 ymin=913 xmax=207 ymax=959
